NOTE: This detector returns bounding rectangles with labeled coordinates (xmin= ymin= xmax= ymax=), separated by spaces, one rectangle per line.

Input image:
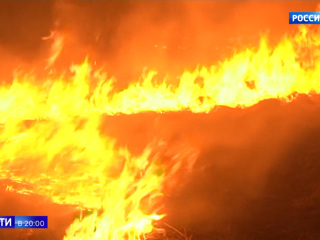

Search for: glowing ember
xmin=0 ymin=25 xmax=319 ymax=239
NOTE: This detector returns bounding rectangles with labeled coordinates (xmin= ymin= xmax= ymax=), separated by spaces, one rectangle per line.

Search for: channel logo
xmin=0 ymin=216 xmax=14 ymax=228
xmin=289 ymin=12 xmax=320 ymax=24
xmin=0 ymin=216 xmax=47 ymax=229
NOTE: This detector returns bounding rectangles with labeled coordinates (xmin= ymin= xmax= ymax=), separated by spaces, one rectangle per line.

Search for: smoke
xmin=53 ymin=1 xmax=316 ymax=79
xmin=0 ymin=1 xmax=317 ymax=81
xmin=0 ymin=0 xmax=311 ymax=84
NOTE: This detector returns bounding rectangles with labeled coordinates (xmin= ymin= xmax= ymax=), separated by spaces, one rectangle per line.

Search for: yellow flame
xmin=0 ymin=114 xmax=165 ymax=239
xmin=0 ymin=25 xmax=320 ymax=239
xmin=1 ymin=26 xmax=320 ymax=123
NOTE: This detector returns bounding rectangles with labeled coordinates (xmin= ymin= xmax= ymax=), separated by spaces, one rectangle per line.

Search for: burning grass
xmin=0 ymin=22 xmax=320 ymax=239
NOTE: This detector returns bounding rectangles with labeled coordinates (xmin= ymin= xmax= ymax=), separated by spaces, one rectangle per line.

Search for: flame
xmin=0 ymin=114 xmax=165 ymax=239
xmin=0 ymin=25 xmax=320 ymax=239
xmin=43 ymin=30 xmax=64 ymax=69
xmin=1 ymin=26 xmax=320 ymax=123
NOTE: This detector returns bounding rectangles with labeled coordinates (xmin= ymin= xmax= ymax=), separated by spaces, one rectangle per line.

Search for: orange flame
xmin=0 ymin=115 xmax=165 ymax=239
xmin=1 ymin=26 xmax=320 ymax=123
xmin=42 ymin=30 xmax=64 ymax=69
xmin=0 ymin=25 xmax=320 ymax=239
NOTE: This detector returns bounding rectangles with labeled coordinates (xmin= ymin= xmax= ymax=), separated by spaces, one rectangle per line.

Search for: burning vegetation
xmin=1 ymin=1 xmax=320 ymax=240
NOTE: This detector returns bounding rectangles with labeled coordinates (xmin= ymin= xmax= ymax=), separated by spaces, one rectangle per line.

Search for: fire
xmin=0 ymin=25 xmax=319 ymax=239
xmin=43 ymin=30 xmax=64 ymax=69
xmin=1 ymin=26 xmax=320 ymax=123
xmin=0 ymin=114 xmax=165 ymax=239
